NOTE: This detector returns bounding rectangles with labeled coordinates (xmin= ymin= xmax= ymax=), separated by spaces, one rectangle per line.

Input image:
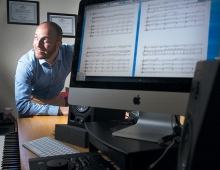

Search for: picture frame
xmin=7 ymin=0 xmax=39 ymax=25
xmin=47 ymin=13 xmax=77 ymax=38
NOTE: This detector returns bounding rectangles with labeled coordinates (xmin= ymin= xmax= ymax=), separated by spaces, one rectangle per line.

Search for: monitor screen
xmin=68 ymin=0 xmax=220 ymax=142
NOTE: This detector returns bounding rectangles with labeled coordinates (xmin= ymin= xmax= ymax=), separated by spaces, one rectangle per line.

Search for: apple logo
xmin=133 ymin=95 xmax=140 ymax=105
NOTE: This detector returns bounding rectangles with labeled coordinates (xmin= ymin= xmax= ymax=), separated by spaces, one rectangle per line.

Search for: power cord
xmin=158 ymin=134 xmax=177 ymax=144
xmin=149 ymin=115 xmax=183 ymax=169
xmin=174 ymin=115 xmax=181 ymax=126
xmin=158 ymin=125 xmax=182 ymax=144
xmin=148 ymin=138 xmax=176 ymax=169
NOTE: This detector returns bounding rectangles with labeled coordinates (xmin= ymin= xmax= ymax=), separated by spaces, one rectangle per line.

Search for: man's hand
xmin=58 ymin=106 xmax=69 ymax=115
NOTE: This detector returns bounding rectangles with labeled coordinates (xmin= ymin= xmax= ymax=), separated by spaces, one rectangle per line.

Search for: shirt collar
xmin=39 ymin=47 xmax=62 ymax=65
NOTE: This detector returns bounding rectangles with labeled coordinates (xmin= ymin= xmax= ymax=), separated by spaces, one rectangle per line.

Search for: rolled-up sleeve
xmin=15 ymin=57 xmax=59 ymax=116
xmin=15 ymin=61 xmax=59 ymax=116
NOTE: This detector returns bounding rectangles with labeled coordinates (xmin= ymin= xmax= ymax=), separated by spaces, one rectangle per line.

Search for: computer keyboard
xmin=22 ymin=136 xmax=80 ymax=157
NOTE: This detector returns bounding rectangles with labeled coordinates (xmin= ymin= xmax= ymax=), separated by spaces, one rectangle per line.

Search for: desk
xmin=86 ymin=120 xmax=178 ymax=170
xmin=17 ymin=116 xmax=88 ymax=170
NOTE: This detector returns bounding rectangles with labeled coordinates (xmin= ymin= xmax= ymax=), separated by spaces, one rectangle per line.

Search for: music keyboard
xmin=0 ymin=136 xmax=5 ymax=165
xmin=0 ymin=132 xmax=20 ymax=170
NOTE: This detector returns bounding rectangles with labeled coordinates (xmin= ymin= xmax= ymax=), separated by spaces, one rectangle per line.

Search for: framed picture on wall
xmin=7 ymin=0 xmax=39 ymax=25
xmin=47 ymin=13 xmax=77 ymax=38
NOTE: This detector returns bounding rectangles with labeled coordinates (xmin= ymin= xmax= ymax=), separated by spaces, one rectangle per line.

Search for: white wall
xmin=0 ymin=0 xmax=80 ymax=117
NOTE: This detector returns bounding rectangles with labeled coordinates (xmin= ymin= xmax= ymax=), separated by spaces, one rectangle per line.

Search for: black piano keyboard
xmin=1 ymin=132 xmax=20 ymax=170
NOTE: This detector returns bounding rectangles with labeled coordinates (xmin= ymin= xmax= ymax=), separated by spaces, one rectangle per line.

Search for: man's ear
xmin=56 ymin=41 xmax=62 ymax=49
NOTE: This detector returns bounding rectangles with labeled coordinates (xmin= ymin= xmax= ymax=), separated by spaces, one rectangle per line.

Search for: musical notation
xmin=89 ymin=7 xmax=134 ymax=17
xmin=91 ymin=13 xmax=134 ymax=23
xmin=139 ymin=44 xmax=202 ymax=74
xmin=87 ymin=7 xmax=136 ymax=37
xmin=85 ymin=45 xmax=131 ymax=57
xmin=80 ymin=0 xmax=210 ymax=77
xmin=143 ymin=44 xmax=202 ymax=56
xmin=145 ymin=10 xmax=205 ymax=31
xmin=147 ymin=0 xmax=206 ymax=14
xmin=87 ymin=45 xmax=131 ymax=50
xmin=89 ymin=21 xmax=134 ymax=37
xmin=86 ymin=50 xmax=130 ymax=57
xmin=82 ymin=45 xmax=131 ymax=73
xmin=83 ymin=58 xmax=130 ymax=73
xmin=145 ymin=1 xmax=206 ymax=31
xmin=140 ymin=57 xmax=200 ymax=74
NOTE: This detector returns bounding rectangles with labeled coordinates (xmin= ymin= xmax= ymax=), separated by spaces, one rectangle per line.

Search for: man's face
xmin=33 ymin=24 xmax=61 ymax=60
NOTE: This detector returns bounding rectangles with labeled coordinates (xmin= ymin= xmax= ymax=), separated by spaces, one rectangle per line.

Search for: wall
xmin=0 ymin=0 xmax=80 ymax=118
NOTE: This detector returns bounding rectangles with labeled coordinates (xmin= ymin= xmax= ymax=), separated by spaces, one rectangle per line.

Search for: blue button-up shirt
xmin=15 ymin=44 xmax=74 ymax=116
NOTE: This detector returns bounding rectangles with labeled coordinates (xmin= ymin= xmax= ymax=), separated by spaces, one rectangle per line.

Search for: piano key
xmin=1 ymin=132 xmax=20 ymax=169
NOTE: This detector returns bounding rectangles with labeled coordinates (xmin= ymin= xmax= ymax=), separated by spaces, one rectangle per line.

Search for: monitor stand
xmin=112 ymin=112 xmax=174 ymax=142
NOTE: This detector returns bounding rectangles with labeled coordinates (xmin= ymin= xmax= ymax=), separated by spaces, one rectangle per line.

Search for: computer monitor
xmin=68 ymin=0 xmax=220 ymax=142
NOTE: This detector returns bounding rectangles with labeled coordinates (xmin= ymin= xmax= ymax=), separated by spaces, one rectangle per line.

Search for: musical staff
xmin=86 ymin=49 xmax=131 ymax=57
xmin=145 ymin=1 xmax=206 ymax=31
xmin=91 ymin=13 xmax=134 ymax=23
xmin=87 ymin=45 xmax=131 ymax=50
xmin=87 ymin=7 xmax=136 ymax=37
xmin=143 ymin=44 xmax=202 ymax=56
xmin=89 ymin=7 xmax=134 ymax=17
xmin=140 ymin=57 xmax=200 ymax=74
xmin=83 ymin=58 xmax=130 ymax=73
xmin=139 ymin=44 xmax=202 ymax=74
xmin=146 ymin=10 xmax=205 ymax=30
xmin=89 ymin=21 xmax=134 ymax=37
xmin=82 ymin=45 xmax=131 ymax=73
xmin=79 ymin=0 xmax=211 ymax=77
xmin=147 ymin=0 xmax=206 ymax=14
xmin=85 ymin=45 xmax=131 ymax=57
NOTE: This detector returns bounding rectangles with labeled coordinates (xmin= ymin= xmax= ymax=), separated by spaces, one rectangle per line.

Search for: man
xmin=15 ymin=21 xmax=74 ymax=117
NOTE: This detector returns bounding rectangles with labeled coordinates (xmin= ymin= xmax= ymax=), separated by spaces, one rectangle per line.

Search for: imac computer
xmin=68 ymin=0 xmax=220 ymax=142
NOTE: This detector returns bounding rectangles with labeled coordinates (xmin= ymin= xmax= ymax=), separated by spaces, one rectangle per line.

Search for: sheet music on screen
xmin=77 ymin=0 xmax=212 ymax=79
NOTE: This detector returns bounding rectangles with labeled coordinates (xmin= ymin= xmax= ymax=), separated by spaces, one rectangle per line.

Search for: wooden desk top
xmin=17 ymin=116 xmax=89 ymax=170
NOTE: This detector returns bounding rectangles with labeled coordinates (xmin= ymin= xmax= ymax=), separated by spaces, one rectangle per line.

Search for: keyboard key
xmin=22 ymin=136 xmax=80 ymax=157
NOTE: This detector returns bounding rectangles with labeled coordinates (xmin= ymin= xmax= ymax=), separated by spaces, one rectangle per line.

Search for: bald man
xmin=15 ymin=21 xmax=74 ymax=117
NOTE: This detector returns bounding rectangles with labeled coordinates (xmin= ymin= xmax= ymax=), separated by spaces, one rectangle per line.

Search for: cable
xmin=158 ymin=114 xmax=180 ymax=144
xmin=150 ymin=114 xmax=182 ymax=169
xmin=174 ymin=115 xmax=181 ymax=126
xmin=158 ymin=134 xmax=177 ymax=144
xmin=173 ymin=125 xmax=182 ymax=137
xmin=171 ymin=114 xmax=175 ymax=130
xmin=171 ymin=115 xmax=181 ymax=128
xmin=148 ymin=138 xmax=176 ymax=170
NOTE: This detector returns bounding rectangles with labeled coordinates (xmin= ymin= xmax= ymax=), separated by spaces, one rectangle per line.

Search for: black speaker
xmin=68 ymin=105 xmax=126 ymax=128
xmin=56 ymin=106 xmax=125 ymax=148
xmin=178 ymin=61 xmax=220 ymax=170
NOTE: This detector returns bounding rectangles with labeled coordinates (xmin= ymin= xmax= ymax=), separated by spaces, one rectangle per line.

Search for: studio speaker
xmin=178 ymin=61 xmax=220 ymax=170
xmin=68 ymin=105 xmax=126 ymax=128
xmin=55 ymin=106 xmax=125 ymax=148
